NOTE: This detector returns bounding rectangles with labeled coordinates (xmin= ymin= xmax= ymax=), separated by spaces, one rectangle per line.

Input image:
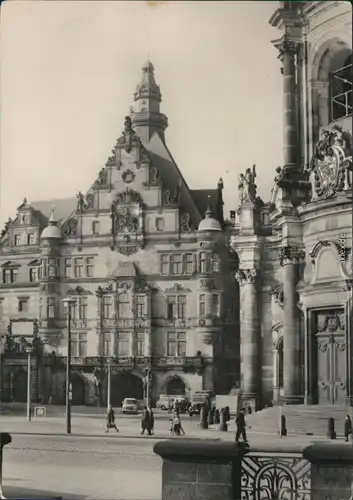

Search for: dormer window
xmin=14 ymin=235 xmax=21 ymax=246
xmin=29 ymin=267 xmax=40 ymax=283
xmin=27 ymin=233 xmax=35 ymax=245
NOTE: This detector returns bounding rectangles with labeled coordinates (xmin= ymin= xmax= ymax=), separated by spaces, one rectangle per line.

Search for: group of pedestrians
xmin=105 ymin=404 xmax=352 ymax=443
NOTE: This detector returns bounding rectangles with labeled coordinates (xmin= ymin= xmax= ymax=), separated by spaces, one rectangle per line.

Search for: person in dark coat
xmin=344 ymin=415 xmax=352 ymax=442
xmin=235 ymin=408 xmax=247 ymax=443
xmin=105 ymin=406 xmax=119 ymax=433
xmin=141 ymin=406 xmax=154 ymax=435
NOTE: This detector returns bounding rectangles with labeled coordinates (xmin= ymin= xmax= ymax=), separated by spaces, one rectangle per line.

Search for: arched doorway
xmin=71 ymin=374 xmax=85 ymax=406
xmin=166 ymin=376 xmax=186 ymax=396
xmin=13 ymin=370 xmax=27 ymax=403
xmin=111 ymin=372 xmax=144 ymax=407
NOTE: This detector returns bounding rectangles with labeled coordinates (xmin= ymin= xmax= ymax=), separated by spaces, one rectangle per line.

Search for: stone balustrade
xmin=46 ymin=355 xmax=205 ymax=368
xmin=154 ymin=440 xmax=353 ymax=500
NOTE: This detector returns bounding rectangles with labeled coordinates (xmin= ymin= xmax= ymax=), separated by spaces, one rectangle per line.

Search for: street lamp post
xmin=107 ymin=359 xmax=111 ymax=410
xmin=26 ymin=347 xmax=34 ymax=422
xmin=63 ymin=297 xmax=76 ymax=434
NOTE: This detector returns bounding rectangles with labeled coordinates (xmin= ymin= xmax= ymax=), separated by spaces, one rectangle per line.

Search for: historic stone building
xmin=0 ymin=61 xmax=239 ymax=406
xmin=0 ymin=1 xmax=351 ymax=410
xmin=231 ymin=0 xmax=352 ymax=410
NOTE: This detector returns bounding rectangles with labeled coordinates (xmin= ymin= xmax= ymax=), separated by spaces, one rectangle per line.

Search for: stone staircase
xmin=244 ymin=405 xmax=351 ymax=437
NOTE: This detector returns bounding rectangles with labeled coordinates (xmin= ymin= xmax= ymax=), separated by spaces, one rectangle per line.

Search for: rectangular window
xmin=74 ymin=258 xmax=84 ymax=278
xmin=118 ymin=292 xmax=130 ymax=318
xmin=211 ymin=293 xmax=220 ymax=316
xmin=185 ymin=253 xmax=194 ymax=274
xmin=47 ymin=297 xmax=55 ymax=319
xmin=14 ymin=235 xmax=21 ymax=246
xmin=211 ymin=255 xmax=220 ymax=273
xmin=167 ymin=332 xmax=186 ymax=356
xmin=27 ymin=233 xmax=35 ymax=245
xmin=177 ymin=295 xmax=186 ymax=318
xmin=103 ymin=332 xmax=111 ymax=356
xmin=64 ymin=259 xmax=71 ymax=278
xmin=92 ymin=221 xmax=100 ymax=235
xmin=18 ymin=299 xmax=28 ymax=313
xmin=167 ymin=295 xmax=176 ymax=319
xmin=156 ymin=218 xmax=164 ymax=231
xmin=117 ymin=332 xmax=129 ymax=356
xmin=199 ymin=294 xmax=206 ymax=317
xmin=12 ymin=269 xmax=18 ymax=282
xmin=171 ymin=254 xmax=182 ymax=275
xmin=48 ymin=258 xmax=57 ymax=278
xmin=200 ymin=252 xmax=208 ymax=273
xmin=70 ymin=333 xmax=87 ymax=357
xmin=78 ymin=297 xmax=87 ymax=320
xmin=78 ymin=332 xmax=87 ymax=356
xmin=103 ymin=296 xmax=113 ymax=319
xmin=161 ymin=254 xmax=169 ymax=275
xmin=29 ymin=267 xmax=39 ymax=283
xmin=86 ymin=257 xmax=94 ymax=278
xmin=3 ymin=269 xmax=12 ymax=284
xmin=137 ymin=332 xmax=145 ymax=356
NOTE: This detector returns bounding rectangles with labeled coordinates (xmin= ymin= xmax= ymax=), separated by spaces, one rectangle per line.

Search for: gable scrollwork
xmin=165 ymin=283 xmax=191 ymax=293
xmin=307 ymin=125 xmax=352 ymax=201
xmin=67 ymin=286 xmax=92 ymax=296
xmin=62 ymin=218 xmax=78 ymax=237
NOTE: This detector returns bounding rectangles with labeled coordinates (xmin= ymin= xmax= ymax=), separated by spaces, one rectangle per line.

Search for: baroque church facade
xmin=0 ymin=1 xmax=352 ymax=409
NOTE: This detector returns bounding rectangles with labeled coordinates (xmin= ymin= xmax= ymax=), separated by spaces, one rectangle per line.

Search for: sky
xmin=0 ymin=0 xmax=283 ymax=227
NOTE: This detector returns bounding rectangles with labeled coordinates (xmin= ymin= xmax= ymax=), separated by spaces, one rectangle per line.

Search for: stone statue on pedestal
xmin=238 ymin=165 xmax=257 ymax=204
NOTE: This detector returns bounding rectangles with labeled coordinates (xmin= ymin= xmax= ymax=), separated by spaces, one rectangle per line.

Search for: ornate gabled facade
xmin=0 ymin=3 xmax=351 ymax=411
xmin=0 ymin=62 xmax=239 ymax=406
xmin=230 ymin=0 xmax=352 ymax=410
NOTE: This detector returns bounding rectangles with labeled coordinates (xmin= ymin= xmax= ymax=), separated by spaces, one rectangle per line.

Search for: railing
xmin=154 ymin=441 xmax=353 ymax=500
xmin=54 ymin=355 xmax=204 ymax=368
xmin=241 ymin=452 xmax=311 ymax=499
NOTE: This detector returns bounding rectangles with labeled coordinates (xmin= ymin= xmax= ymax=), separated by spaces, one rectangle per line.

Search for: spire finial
xmin=205 ymin=195 xmax=213 ymax=219
xmin=49 ymin=205 xmax=57 ymax=224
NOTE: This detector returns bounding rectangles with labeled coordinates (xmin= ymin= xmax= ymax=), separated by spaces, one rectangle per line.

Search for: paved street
xmin=3 ymin=434 xmax=161 ymax=500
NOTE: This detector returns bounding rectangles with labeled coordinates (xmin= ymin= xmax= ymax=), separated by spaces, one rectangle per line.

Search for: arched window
xmin=330 ymin=54 xmax=352 ymax=121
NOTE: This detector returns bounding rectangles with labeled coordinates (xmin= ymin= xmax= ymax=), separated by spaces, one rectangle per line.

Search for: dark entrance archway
xmin=13 ymin=369 xmax=27 ymax=403
xmin=111 ymin=372 xmax=144 ymax=407
xmin=71 ymin=374 xmax=85 ymax=406
xmin=166 ymin=376 xmax=186 ymax=396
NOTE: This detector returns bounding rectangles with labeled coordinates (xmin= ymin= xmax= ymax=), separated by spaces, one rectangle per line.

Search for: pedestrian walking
xmin=105 ymin=405 xmax=119 ymax=433
xmin=170 ymin=411 xmax=185 ymax=436
xmin=141 ymin=406 xmax=154 ymax=436
xmin=344 ymin=414 xmax=352 ymax=442
xmin=235 ymin=408 xmax=248 ymax=443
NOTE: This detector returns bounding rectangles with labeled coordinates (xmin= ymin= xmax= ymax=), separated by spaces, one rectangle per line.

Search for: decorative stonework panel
xmin=241 ymin=454 xmax=311 ymax=500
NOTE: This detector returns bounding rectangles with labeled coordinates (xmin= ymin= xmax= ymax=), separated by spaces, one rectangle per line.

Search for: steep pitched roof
xmin=31 ymin=198 xmax=77 ymax=224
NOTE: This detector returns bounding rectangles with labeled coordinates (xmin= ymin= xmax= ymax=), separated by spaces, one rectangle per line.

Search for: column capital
xmin=277 ymin=39 xmax=299 ymax=61
xmin=235 ymin=268 xmax=257 ymax=286
xmin=279 ymin=246 xmax=305 ymax=267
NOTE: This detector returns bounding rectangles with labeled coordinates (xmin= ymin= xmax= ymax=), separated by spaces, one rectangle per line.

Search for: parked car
xmin=189 ymin=390 xmax=215 ymax=416
xmin=122 ymin=398 xmax=139 ymax=414
xmin=156 ymin=395 xmax=174 ymax=410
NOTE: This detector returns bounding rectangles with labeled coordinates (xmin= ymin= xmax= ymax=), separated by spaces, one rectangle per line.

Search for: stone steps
xmin=244 ymin=405 xmax=350 ymax=435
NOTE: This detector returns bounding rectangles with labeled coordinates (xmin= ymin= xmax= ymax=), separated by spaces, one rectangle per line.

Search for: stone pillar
xmin=279 ymin=246 xmax=303 ymax=404
xmin=279 ymin=39 xmax=298 ymax=169
xmin=236 ymin=268 xmax=259 ymax=406
xmin=153 ymin=440 xmax=243 ymax=500
xmin=144 ymin=330 xmax=151 ymax=357
xmin=303 ymin=443 xmax=353 ymax=500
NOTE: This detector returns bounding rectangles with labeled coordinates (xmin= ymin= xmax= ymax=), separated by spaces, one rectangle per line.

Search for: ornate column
xmin=236 ymin=268 xmax=259 ymax=406
xmin=279 ymin=39 xmax=299 ymax=169
xmin=279 ymin=246 xmax=303 ymax=404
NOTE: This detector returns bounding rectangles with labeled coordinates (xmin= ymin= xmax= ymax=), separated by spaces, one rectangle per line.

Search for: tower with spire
xmin=131 ymin=61 xmax=168 ymax=144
